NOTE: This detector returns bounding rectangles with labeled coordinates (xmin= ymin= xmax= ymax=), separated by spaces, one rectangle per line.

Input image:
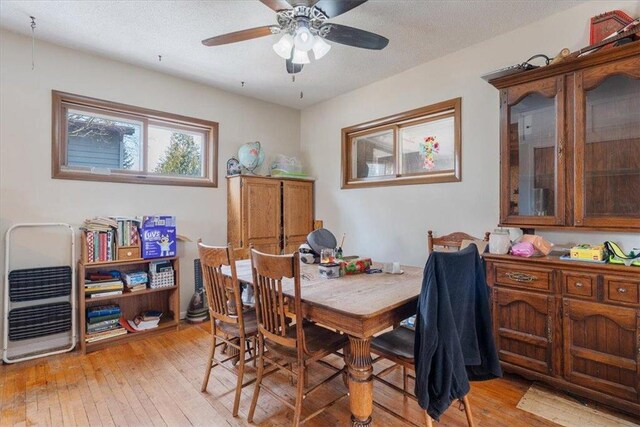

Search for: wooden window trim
xmin=52 ymin=90 xmax=218 ymax=187
xmin=341 ymin=97 xmax=461 ymax=189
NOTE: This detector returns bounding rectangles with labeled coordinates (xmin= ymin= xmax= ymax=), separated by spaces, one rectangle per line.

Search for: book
xmin=87 ymin=304 xmax=120 ymax=318
xmin=85 ymin=327 xmax=127 ymax=343
xmin=142 ymin=310 xmax=163 ymax=320
xmin=90 ymin=290 xmax=123 ymax=298
xmin=127 ymin=283 xmax=146 ymax=292
xmin=87 ymin=231 xmax=95 ymax=263
xmin=87 ymin=322 xmax=120 ymax=333
xmin=99 ymin=233 xmax=107 ymax=262
xmin=87 ymin=313 xmax=121 ymax=324
xmin=86 ymin=318 xmax=119 ymax=329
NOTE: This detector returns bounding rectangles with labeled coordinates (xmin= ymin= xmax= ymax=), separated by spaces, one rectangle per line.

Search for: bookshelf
xmin=78 ymin=256 xmax=180 ymax=354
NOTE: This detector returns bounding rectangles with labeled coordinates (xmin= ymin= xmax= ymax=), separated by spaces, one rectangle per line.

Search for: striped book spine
xmin=87 ymin=232 xmax=95 ymax=263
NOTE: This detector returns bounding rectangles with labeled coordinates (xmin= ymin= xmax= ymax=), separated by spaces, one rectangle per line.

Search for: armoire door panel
xmin=242 ymin=178 xmax=281 ymax=250
xmin=282 ymin=180 xmax=313 ymax=251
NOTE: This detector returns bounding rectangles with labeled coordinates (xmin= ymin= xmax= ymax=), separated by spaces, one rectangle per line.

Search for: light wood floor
xmin=0 ymin=322 xmax=634 ymax=426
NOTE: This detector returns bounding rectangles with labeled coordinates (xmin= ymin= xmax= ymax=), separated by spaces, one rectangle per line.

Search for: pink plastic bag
xmin=511 ymin=242 xmax=536 ymax=257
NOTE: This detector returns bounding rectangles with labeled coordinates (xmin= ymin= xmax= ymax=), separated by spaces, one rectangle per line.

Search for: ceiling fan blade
xmin=286 ymin=58 xmax=304 ymax=74
xmin=313 ymin=0 xmax=368 ymax=18
xmin=259 ymin=0 xmax=292 ymax=12
xmin=202 ymin=26 xmax=277 ymax=47
xmin=320 ymin=23 xmax=388 ymax=50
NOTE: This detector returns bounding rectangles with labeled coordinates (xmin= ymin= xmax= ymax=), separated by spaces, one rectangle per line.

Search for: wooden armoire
xmin=227 ymin=175 xmax=314 ymax=259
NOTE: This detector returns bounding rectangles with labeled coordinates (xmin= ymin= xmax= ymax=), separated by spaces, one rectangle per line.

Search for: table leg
xmin=346 ymin=335 xmax=373 ymax=427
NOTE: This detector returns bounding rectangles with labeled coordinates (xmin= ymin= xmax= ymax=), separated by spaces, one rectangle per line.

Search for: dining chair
xmin=371 ymin=242 xmax=494 ymax=427
xmin=198 ymin=241 xmax=258 ymax=417
xmin=247 ymin=248 xmax=349 ymax=427
xmin=427 ymin=230 xmax=490 ymax=253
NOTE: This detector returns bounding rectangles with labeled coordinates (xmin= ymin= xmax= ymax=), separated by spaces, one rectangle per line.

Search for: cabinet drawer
xmin=117 ymin=246 xmax=141 ymax=261
xmin=494 ymin=265 xmax=552 ymax=292
xmin=563 ymin=273 xmax=596 ymax=299
xmin=605 ymin=277 xmax=639 ymax=306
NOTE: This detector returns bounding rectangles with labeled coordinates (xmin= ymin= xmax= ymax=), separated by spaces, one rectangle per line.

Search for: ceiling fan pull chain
xmin=30 ymin=16 xmax=36 ymax=70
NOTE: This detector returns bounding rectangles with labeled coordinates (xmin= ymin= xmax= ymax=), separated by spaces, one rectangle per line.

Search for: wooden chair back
xmin=250 ymin=248 xmax=302 ymax=352
xmin=198 ymin=241 xmax=244 ymax=328
xmin=427 ymin=230 xmax=490 ymax=253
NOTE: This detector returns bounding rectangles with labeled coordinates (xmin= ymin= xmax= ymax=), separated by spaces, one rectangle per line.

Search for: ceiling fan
xmin=201 ymin=0 xmax=389 ymax=74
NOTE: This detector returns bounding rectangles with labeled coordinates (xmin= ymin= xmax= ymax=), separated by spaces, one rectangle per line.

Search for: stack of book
xmin=123 ymin=271 xmax=148 ymax=292
xmin=86 ymin=304 xmax=127 ymax=342
xmin=114 ymin=217 xmax=141 ymax=247
xmin=85 ymin=277 xmax=124 ymax=298
xmin=82 ymin=217 xmax=117 ymax=263
xmin=123 ymin=310 xmax=162 ymax=332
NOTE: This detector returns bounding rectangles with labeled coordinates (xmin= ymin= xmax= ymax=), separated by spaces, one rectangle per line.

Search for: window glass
xmin=148 ymin=124 xmax=205 ymax=177
xmin=400 ymin=115 xmax=455 ymax=175
xmin=67 ymin=109 xmax=143 ymax=171
xmin=351 ymin=129 xmax=395 ymax=179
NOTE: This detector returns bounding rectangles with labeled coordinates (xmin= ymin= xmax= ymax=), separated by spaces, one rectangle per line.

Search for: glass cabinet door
xmin=500 ymin=76 xmax=565 ymax=226
xmin=575 ymin=58 xmax=640 ymax=229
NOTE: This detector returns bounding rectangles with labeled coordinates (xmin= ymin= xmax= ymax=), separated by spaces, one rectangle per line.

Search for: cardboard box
xmin=571 ymin=244 xmax=605 ymax=261
xmin=140 ymin=216 xmax=177 ymax=259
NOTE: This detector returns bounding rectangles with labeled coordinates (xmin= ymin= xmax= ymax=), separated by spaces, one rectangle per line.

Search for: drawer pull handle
xmin=127 ymin=251 xmax=132 ymax=257
xmin=617 ymin=287 xmax=627 ymax=294
xmin=506 ymin=272 xmax=537 ymax=283
xmin=575 ymin=282 xmax=584 ymax=288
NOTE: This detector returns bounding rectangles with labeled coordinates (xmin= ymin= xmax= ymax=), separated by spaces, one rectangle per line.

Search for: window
xmin=342 ymin=98 xmax=461 ymax=188
xmin=52 ymin=91 xmax=218 ymax=187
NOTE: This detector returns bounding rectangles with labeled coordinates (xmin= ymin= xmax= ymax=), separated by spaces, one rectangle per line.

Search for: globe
xmin=238 ymin=141 xmax=265 ymax=174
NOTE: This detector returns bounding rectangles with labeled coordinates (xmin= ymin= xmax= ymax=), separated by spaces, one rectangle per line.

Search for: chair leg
xmin=252 ymin=336 xmax=257 ymax=367
xmin=424 ymin=411 xmax=433 ymax=427
xmin=461 ymin=395 xmax=475 ymax=427
xmin=292 ymin=364 xmax=305 ymax=427
xmin=402 ymin=366 xmax=408 ymax=394
xmin=201 ymin=323 xmax=217 ymax=392
xmin=232 ymin=337 xmax=246 ymax=417
xmin=247 ymin=335 xmax=264 ymax=423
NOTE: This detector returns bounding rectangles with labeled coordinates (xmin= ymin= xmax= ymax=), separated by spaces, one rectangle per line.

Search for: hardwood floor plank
xmin=43 ymin=360 xmax=63 ymax=426
xmin=51 ymin=357 xmax=76 ymax=426
xmin=86 ymin=352 xmax=129 ymax=426
xmin=111 ymin=347 xmax=167 ymax=427
xmin=79 ymin=355 xmax=115 ymax=426
xmin=0 ymin=364 xmax=17 ymax=426
xmin=122 ymin=339 xmax=193 ymax=427
xmin=2 ymin=322 xmax=637 ymax=427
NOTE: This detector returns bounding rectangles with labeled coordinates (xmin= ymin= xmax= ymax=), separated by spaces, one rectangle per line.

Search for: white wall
xmin=0 ymin=29 xmax=301 ymax=316
xmin=300 ymin=1 xmax=640 ymax=268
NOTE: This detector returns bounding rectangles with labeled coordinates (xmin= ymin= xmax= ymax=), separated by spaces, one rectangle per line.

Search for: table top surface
xmin=223 ymin=259 xmax=424 ymax=319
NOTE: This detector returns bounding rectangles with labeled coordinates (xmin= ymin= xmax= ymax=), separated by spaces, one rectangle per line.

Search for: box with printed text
xmin=140 ymin=216 xmax=177 ymax=259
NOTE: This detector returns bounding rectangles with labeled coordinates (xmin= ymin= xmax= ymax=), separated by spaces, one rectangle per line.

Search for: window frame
xmin=52 ymin=90 xmax=218 ymax=187
xmin=341 ymin=97 xmax=461 ymax=189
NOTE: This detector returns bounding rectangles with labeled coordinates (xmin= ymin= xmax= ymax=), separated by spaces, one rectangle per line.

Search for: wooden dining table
xmin=223 ymin=259 xmax=424 ymax=427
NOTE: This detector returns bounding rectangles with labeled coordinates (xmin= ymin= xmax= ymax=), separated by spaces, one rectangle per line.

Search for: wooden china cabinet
xmin=494 ymin=41 xmax=639 ymax=231
xmin=487 ymin=41 xmax=640 ymax=416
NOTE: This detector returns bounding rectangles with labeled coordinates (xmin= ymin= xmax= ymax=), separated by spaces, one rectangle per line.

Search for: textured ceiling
xmin=0 ymin=0 xmax=583 ymax=109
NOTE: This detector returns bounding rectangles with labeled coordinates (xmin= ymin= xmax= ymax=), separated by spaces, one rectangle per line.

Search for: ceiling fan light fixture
xmin=312 ymin=36 xmax=331 ymax=60
xmin=273 ymin=34 xmax=294 ymax=60
xmin=291 ymin=48 xmax=310 ymax=65
xmin=293 ymin=26 xmax=315 ymax=52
